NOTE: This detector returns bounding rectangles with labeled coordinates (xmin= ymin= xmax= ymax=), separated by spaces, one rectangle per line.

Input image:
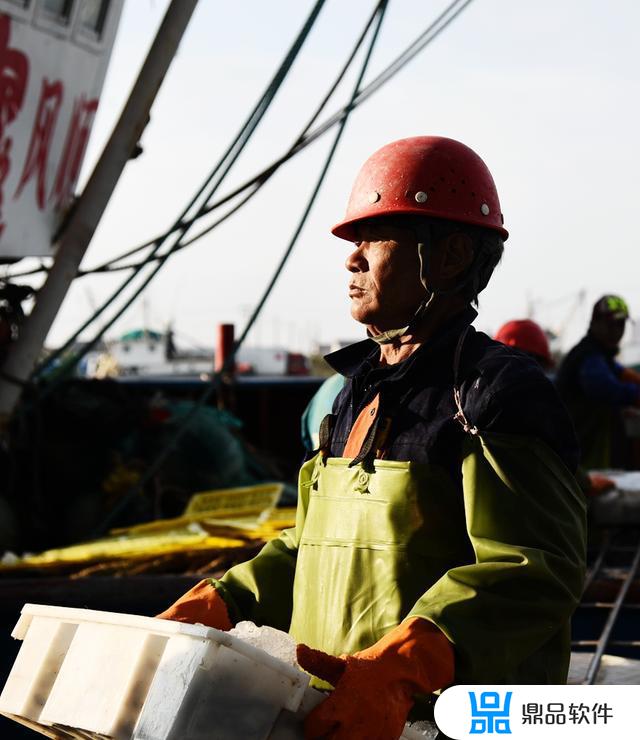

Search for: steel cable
xmin=5 ymin=0 xmax=474 ymax=285
xmin=33 ymin=0 xmax=327 ymax=377
xmin=90 ymin=0 xmax=390 ymax=537
xmin=75 ymin=0 xmax=386 ymax=276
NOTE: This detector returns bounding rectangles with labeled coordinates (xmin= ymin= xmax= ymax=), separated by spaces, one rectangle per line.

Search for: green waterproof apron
xmin=217 ymin=430 xmax=586 ymax=685
xmin=288 ymin=452 xmax=471 ymax=657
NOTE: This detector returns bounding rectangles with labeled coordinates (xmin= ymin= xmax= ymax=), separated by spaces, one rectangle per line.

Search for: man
xmin=159 ymin=137 xmax=586 ymax=739
xmin=494 ymin=315 xmax=615 ymax=497
xmin=556 ymin=295 xmax=640 ymax=469
xmin=494 ymin=318 xmax=553 ymax=370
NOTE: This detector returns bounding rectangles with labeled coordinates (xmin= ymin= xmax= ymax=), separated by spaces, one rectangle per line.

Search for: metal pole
xmin=0 ymin=0 xmax=199 ymax=423
xmin=214 ymin=323 xmax=235 ymax=374
xmin=582 ymin=534 xmax=640 ymax=684
xmin=581 ymin=528 xmax=611 ymax=596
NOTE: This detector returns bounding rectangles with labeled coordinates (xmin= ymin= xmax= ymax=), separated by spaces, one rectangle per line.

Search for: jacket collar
xmin=325 ymin=306 xmax=478 ymax=379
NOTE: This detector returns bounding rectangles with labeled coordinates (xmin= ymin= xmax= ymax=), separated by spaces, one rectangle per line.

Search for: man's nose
xmin=346 ymin=244 xmax=367 ymax=272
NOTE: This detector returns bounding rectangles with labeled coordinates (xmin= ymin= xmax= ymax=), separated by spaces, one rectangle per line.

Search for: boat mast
xmin=0 ymin=0 xmax=199 ymax=426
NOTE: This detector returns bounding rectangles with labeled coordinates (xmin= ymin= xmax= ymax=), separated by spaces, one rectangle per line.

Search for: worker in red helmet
xmin=494 ymin=318 xmax=618 ymax=494
xmin=158 ymin=137 xmax=586 ymax=738
xmin=557 ymin=295 xmax=640 ymax=469
xmin=494 ymin=319 xmax=553 ymax=369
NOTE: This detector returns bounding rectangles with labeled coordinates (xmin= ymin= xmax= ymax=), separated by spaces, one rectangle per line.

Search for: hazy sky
xmin=16 ymin=0 xmax=640 ymax=354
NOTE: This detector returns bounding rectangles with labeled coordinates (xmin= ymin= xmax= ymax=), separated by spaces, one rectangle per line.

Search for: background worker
xmin=493 ymin=315 xmax=624 ymax=494
xmin=556 ymin=295 xmax=640 ymax=469
xmin=494 ymin=318 xmax=553 ymax=370
xmin=158 ymin=137 xmax=586 ymax=740
xmin=492 ymin=318 xmax=614 ymax=496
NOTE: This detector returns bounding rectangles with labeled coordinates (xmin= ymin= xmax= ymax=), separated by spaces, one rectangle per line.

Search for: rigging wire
xmin=33 ymin=0 xmax=328 ymax=378
xmin=100 ymin=0 xmax=475 ymax=273
xmin=36 ymin=0 xmax=476 ymax=391
xmin=35 ymin=184 xmax=259 ymax=390
xmin=32 ymin=0 xmax=382 ymax=380
xmin=91 ymin=0 xmax=390 ymax=537
xmin=235 ymin=3 xmax=389 ymax=361
xmin=74 ymin=0 xmax=386 ymax=277
xmin=92 ymin=0 xmax=477 ymax=270
xmin=87 ymin=183 xmax=263 ymax=274
xmin=0 ymin=260 xmax=50 ymax=279
xmin=91 ymin=0 xmax=475 ymax=274
xmin=4 ymin=0 xmax=474 ymax=283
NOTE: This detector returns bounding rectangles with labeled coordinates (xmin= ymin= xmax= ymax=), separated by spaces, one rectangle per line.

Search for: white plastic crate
xmin=0 ymin=604 xmax=428 ymax=740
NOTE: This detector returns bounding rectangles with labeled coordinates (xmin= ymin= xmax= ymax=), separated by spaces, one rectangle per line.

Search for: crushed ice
xmin=229 ymin=621 xmax=299 ymax=669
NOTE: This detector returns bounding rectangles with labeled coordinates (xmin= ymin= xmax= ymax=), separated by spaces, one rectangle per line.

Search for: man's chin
xmin=350 ymin=307 xmax=372 ymax=325
xmin=351 ymin=314 xmax=385 ymax=331
xmin=351 ymin=311 xmax=404 ymax=334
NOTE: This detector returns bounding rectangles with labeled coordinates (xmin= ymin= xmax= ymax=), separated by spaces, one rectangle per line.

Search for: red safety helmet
xmin=494 ymin=319 xmax=552 ymax=368
xmin=332 ymin=136 xmax=508 ymax=241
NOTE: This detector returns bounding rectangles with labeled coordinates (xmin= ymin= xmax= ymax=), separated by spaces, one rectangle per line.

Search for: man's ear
xmin=440 ymin=233 xmax=474 ymax=280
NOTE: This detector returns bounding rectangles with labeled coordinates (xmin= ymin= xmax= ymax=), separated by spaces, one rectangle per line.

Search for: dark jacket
xmin=556 ymin=334 xmax=637 ymax=468
xmin=325 ymin=307 xmax=579 ymax=475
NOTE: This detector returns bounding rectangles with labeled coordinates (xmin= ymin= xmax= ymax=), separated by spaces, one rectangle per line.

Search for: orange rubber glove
xmin=155 ymin=578 xmax=233 ymax=630
xmin=587 ymin=473 xmax=616 ymax=497
xmin=297 ymin=617 xmax=454 ymax=740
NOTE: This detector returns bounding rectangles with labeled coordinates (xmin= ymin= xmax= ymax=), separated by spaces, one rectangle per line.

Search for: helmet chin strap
xmin=368 ymin=238 xmax=483 ymax=346
xmin=368 ymin=242 xmax=436 ymax=346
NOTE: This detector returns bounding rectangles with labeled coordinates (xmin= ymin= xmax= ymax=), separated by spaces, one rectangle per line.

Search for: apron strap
xmin=317 ymin=412 xmax=336 ymax=460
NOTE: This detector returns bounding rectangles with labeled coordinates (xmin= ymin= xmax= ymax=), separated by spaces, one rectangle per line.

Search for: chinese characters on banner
xmin=0 ymin=14 xmax=28 ymax=237
xmin=15 ymin=78 xmax=64 ymax=209
xmin=51 ymin=94 xmax=99 ymax=210
xmin=0 ymin=14 xmax=98 ymax=240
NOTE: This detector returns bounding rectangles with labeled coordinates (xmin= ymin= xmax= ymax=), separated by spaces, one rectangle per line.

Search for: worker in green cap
xmin=557 ymin=295 xmax=640 ymax=470
xmin=159 ymin=137 xmax=586 ymax=740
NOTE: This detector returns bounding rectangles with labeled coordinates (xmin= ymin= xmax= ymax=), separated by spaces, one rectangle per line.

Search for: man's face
xmin=346 ymin=220 xmax=427 ymax=330
xmin=591 ymin=316 xmax=627 ymax=351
